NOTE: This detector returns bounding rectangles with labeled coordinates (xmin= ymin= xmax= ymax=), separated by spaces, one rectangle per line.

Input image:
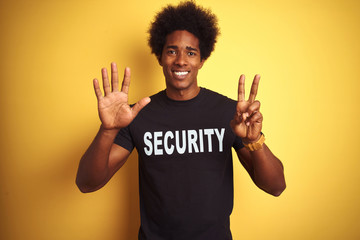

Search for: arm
xmin=76 ymin=62 xmax=150 ymax=193
xmin=231 ymin=75 xmax=286 ymax=196
xmin=76 ymin=127 xmax=130 ymax=193
xmin=237 ymin=143 xmax=285 ymax=197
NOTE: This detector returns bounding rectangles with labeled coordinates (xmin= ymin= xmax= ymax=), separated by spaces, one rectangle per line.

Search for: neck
xmin=165 ymin=86 xmax=201 ymax=101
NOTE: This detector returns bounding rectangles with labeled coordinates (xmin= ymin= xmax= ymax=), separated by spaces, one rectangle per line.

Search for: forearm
xmin=76 ymin=125 xmax=119 ymax=193
xmin=249 ymin=144 xmax=286 ymax=196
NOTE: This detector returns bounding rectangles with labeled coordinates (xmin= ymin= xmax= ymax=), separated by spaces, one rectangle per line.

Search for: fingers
xmin=247 ymin=100 xmax=261 ymax=115
xmin=111 ymin=62 xmax=119 ymax=92
xmin=245 ymin=101 xmax=261 ymax=126
xmin=248 ymin=74 xmax=260 ymax=103
xmin=101 ymin=67 xmax=111 ymax=96
xmin=237 ymin=100 xmax=261 ymax=125
xmin=232 ymin=112 xmax=245 ymax=124
xmin=94 ymin=62 xmax=124 ymax=98
xmin=238 ymin=74 xmax=245 ymax=102
xmin=121 ymin=67 xmax=131 ymax=94
xmin=245 ymin=111 xmax=263 ymax=126
xmin=93 ymin=78 xmax=103 ymax=100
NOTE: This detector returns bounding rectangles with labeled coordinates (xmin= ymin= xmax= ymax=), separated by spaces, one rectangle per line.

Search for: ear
xmin=199 ymin=59 xmax=205 ymax=69
xmin=157 ymin=55 xmax=163 ymax=66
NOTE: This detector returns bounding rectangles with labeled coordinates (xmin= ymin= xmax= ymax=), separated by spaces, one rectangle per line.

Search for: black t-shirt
xmin=115 ymin=88 xmax=243 ymax=240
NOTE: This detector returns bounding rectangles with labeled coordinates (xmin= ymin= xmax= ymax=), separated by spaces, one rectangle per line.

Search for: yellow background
xmin=1 ymin=0 xmax=359 ymax=239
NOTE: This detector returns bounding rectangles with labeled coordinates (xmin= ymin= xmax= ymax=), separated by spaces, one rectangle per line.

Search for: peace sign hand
xmin=230 ymin=74 xmax=263 ymax=143
xmin=93 ymin=62 xmax=151 ymax=130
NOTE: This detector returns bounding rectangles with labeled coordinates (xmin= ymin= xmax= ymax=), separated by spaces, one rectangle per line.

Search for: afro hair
xmin=148 ymin=0 xmax=220 ymax=61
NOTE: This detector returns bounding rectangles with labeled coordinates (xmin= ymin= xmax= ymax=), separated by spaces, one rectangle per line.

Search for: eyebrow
xmin=166 ymin=45 xmax=199 ymax=52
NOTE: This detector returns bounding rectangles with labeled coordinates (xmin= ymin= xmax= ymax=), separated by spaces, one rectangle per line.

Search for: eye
xmin=167 ymin=50 xmax=176 ymax=55
xmin=187 ymin=52 xmax=196 ymax=56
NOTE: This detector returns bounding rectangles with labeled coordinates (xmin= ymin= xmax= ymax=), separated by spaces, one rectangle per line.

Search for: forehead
xmin=164 ymin=30 xmax=200 ymax=49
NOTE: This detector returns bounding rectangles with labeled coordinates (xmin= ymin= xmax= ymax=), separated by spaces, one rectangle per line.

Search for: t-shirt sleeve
xmin=114 ymin=126 xmax=135 ymax=152
xmin=232 ymin=135 xmax=244 ymax=151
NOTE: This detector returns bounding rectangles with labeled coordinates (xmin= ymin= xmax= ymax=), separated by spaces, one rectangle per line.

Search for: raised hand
xmin=230 ymin=74 xmax=263 ymax=142
xmin=93 ymin=62 xmax=151 ymax=130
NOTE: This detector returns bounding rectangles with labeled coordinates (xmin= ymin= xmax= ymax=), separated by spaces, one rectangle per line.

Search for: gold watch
xmin=243 ymin=133 xmax=265 ymax=151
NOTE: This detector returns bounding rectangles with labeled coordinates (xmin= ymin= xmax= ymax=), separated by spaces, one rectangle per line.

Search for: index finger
xmin=248 ymin=74 xmax=260 ymax=103
xmin=238 ymin=74 xmax=246 ymax=102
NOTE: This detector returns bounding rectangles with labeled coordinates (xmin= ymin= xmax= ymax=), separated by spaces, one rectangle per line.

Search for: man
xmin=76 ymin=1 xmax=286 ymax=239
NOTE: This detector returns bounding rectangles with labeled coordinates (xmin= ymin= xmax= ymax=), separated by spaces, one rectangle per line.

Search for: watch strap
xmin=243 ymin=133 xmax=265 ymax=151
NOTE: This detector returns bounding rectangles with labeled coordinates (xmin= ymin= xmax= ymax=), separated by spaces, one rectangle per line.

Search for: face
xmin=159 ymin=30 xmax=205 ymax=98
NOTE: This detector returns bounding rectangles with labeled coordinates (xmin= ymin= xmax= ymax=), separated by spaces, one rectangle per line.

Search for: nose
xmin=175 ymin=52 xmax=187 ymax=66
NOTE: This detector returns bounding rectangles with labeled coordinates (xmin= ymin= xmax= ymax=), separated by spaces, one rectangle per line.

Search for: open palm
xmin=93 ymin=63 xmax=150 ymax=130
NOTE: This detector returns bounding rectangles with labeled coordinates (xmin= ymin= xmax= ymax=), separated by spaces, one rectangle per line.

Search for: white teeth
xmin=174 ymin=71 xmax=189 ymax=76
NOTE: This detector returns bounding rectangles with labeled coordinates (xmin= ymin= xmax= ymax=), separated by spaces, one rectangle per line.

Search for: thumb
xmin=131 ymin=97 xmax=151 ymax=116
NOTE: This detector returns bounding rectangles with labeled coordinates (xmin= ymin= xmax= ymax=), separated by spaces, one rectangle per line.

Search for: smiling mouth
xmin=173 ymin=71 xmax=189 ymax=77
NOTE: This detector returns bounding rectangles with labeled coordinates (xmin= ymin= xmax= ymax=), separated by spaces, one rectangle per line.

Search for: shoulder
xmin=148 ymin=90 xmax=169 ymax=106
xmin=200 ymin=88 xmax=237 ymax=105
xmin=132 ymin=90 xmax=166 ymax=110
xmin=149 ymin=90 xmax=166 ymax=100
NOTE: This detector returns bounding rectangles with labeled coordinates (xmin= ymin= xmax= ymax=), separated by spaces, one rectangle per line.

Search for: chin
xmin=168 ymin=81 xmax=192 ymax=91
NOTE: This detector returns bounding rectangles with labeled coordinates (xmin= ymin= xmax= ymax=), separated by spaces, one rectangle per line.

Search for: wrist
xmin=243 ymin=133 xmax=265 ymax=151
xmin=242 ymin=133 xmax=262 ymax=144
xmin=99 ymin=125 xmax=120 ymax=137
